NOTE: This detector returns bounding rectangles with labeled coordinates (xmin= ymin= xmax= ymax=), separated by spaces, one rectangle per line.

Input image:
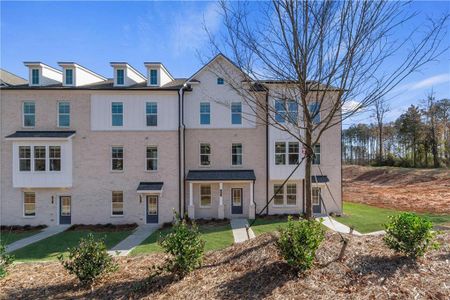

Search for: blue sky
xmin=1 ymin=1 xmax=449 ymax=125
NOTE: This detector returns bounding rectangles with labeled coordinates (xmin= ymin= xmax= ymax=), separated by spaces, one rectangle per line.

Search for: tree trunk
xmin=378 ymin=125 xmax=383 ymax=162
xmin=304 ymin=129 xmax=313 ymax=220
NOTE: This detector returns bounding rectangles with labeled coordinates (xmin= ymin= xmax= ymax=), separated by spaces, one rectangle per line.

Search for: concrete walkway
xmin=6 ymin=225 xmax=70 ymax=253
xmin=230 ymin=219 xmax=255 ymax=243
xmin=108 ymin=224 xmax=159 ymax=256
xmin=319 ymin=217 xmax=386 ymax=236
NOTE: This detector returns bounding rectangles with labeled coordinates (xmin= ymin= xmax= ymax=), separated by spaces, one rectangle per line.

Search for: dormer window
xmin=217 ymin=77 xmax=224 ymax=85
xmin=116 ymin=69 xmax=125 ymax=85
xmin=149 ymin=69 xmax=158 ymax=85
xmin=31 ymin=69 xmax=39 ymax=85
xmin=65 ymin=69 xmax=73 ymax=85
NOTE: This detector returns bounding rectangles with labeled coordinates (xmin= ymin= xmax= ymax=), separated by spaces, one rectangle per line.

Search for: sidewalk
xmin=319 ymin=217 xmax=386 ymax=236
xmin=6 ymin=225 xmax=70 ymax=253
xmin=230 ymin=219 xmax=255 ymax=243
xmin=108 ymin=224 xmax=159 ymax=256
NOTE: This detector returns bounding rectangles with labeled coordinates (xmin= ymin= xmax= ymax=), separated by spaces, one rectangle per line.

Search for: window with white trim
xmin=286 ymin=184 xmax=297 ymax=205
xmin=312 ymin=187 xmax=321 ymax=205
xmin=275 ymin=142 xmax=286 ymax=165
xmin=200 ymin=102 xmax=210 ymax=125
xmin=275 ymin=99 xmax=297 ymax=124
xmin=112 ymin=102 xmax=123 ymax=126
xmin=273 ymin=183 xmax=297 ymax=206
xmin=150 ymin=69 xmax=158 ymax=85
xmin=34 ymin=146 xmax=46 ymax=171
xmin=309 ymin=102 xmax=320 ymax=124
xmin=273 ymin=184 xmax=284 ymax=206
xmin=24 ymin=192 xmax=36 ymax=216
xmin=200 ymin=143 xmax=211 ymax=166
xmin=58 ymin=102 xmax=70 ymax=127
xmin=49 ymin=146 xmax=61 ymax=171
xmin=19 ymin=146 xmax=31 ymax=171
xmin=231 ymin=102 xmax=242 ymax=125
xmin=288 ymin=142 xmax=299 ymax=165
xmin=116 ymin=69 xmax=124 ymax=85
xmin=146 ymin=102 xmax=157 ymax=126
xmin=31 ymin=69 xmax=39 ymax=85
xmin=112 ymin=191 xmax=123 ymax=215
xmin=232 ymin=143 xmax=242 ymax=166
xmin=65 ymin=69 xmax=73 ymax=85
xmin=146 ymin=146 xmax=157 ymax=171
xmin=200 ymin=185 xmax=212 ymax=207
xmin=313 ymin=144 xmax=321 ymax=164
xmin=112 ymin=146 xmax=123 ymax=171
xmin=23 ymin=101 xmax=35 ymax=127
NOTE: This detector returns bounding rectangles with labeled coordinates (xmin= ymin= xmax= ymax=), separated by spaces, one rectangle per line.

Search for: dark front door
xmin=59 ymin=196 xmax=71 ymax=224
xmin=231 ymin=188 xmax=243 ymax=214
xmin=312 ymin=187 xmax=322 ymax=214
xmin=146 ymin=195 xmax=158 ymax=224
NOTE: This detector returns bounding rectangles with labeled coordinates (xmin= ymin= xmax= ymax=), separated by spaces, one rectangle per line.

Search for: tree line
xmin=343 ymin=95 xmax=449 ymax=168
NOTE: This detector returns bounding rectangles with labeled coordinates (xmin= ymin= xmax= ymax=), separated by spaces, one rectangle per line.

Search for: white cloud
xmin=342 ymin=100 xmax=362 ymax=113
xmin=409 ymin=73 xmax=450 ymax=90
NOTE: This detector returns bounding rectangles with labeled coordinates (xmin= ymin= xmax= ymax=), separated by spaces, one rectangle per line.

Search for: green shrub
xmin=277 ymin=216 xmax=325 ymax=271
xmin=158 ymin=216 xmax=205 ymax=278
xmin=58 ymin=233 xmax=118 ymax=284
xmin=384 ymin=212 xmax=439 ymax=258
xmin=0 ymin=243 xmax=14 ymax=278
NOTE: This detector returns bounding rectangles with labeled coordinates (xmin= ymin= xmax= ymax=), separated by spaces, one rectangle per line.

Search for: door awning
xmin=311 ymin=175 xmax=329 ymax=183
xmin=186 ymin=170 xmax=256 ymax=181
xmin=5 ymin=130 xmax=76 ymax=140
xmin=137 ymin=182 xmax=163 ymax=193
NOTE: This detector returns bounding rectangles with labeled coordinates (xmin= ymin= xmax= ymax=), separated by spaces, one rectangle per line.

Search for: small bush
xmin=0 ymin=243 xmax=14 ymax=278
xmin=384 ymin=212 xmax=439 ymax=258
xmin=158 ymin=215 xmax=205 ymax=278
xmin=58 ymin=233 xmax=118 ymax=285
xmin=277 ymin=216 xmax=325 ymax=271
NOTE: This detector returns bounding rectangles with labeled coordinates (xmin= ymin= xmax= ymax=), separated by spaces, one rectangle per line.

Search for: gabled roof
xmin=5 ymin=131 xmax=76 ymax=139
xmin=57 ymin=62 xmax=107 ymax=81
xmin=186 ymin=169 xmax=256 ymax=181
xmin=0 ymin=69 xmax=27 ymax=86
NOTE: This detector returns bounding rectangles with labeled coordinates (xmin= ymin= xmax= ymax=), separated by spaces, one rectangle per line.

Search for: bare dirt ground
xmin=1 ymin=232 xmax=449 ymax=300
xmin=343 ymin=165 xmax=450 ymax=214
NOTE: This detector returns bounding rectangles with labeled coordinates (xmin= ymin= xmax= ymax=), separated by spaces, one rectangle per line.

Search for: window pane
xmin=200 ymin=103 xmax=210 ymax=125
xmin=312 ymin=188 xmax=321 ymax=205
xmin=61 ymin=197 xmax=71 ymax=216
xmin=112 ymin=192 xmax=123 ymax=215
xmin=24 ymin=115 xmax=35 ymax=127
xmin=200 ymin=185 xmax=211 ymax=206
xmin=273 ymin=184 xmax=284 ymax=205
xmin=59 ymin=115 xmax=70 ymax=127
xmin=150 ymin=70 xmax=158 ymax=85
xmin=147 ymin=115 xmax=157 ymax=126
xmin=275 ymin=100 xmax=286 ymax=123
xmin=200 ymin=114 xmax=210 ymax=125
xmin=286 ymin=184 xmax=296 ymax=205
xmin=65 ymin=69 xmax=73 ymax=85
xmin=112 ymin=102 xmax=123 ymax=113
xmin=147 ymin=196 xmax=158 ymax=214
xmin=217 ymin=77 xmax=224 ymax=85
xmin=200 ymin=144 xmax=210 ymax=154
xmin=309 ymin=102 xmax=320 ymax=124
xmin=34 ymin=146 xmax=46 ymax=171
xmin=112 ymin=147 xmax=123 ymax=170
xmin=24 ymin=192 xmax=35 ymax=216
xmin=313 ymin=144 xmax=321 ymax=164
xmin=32 ymin=69 xmax=39 ymax=84
xmin=275 ymin=142 xmax=286 ymax=165
xmin=200 ymin=103 xmax=210 ymax=113
xmin=112 ymin=115 xmax=123 ymax=126
xmin=117 ymin=69 xmax=124 ymax=85
xmin=59 ymin=102 xmax=70 ymax=114
xmin=24 ymin=102 xmax=35 ymax=113
xmin=49 ymin=146 xmax=61 ymax=171
xmin=289 ymin=142 xmax=299 ymax=165
xmin=232 ymin=144 xmax=242 ymax=165
xmin=146 ymin=147 xmax=158 ymax=171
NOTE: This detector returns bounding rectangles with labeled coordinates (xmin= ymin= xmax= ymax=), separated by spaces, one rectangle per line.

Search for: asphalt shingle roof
xmin=311 ymin=175 xmax=329 ymax=183
xmin=5 ymin=131 xmax=76 ymax=139
xmin=137 ymin=182 xmax=164 ymax=191
xmin=186 ymin=170 xmax=256 ymax=181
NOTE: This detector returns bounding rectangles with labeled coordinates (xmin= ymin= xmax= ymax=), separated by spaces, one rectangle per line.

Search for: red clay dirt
xmin=343 ymin=165 xmax=450 ymax=214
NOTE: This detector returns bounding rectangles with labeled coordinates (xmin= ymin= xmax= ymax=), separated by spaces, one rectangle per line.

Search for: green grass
xmin=131 ymin=223 xmax=234 ymax=255
xmin=11 ymin=230 xmax=133 ymax=262
xmin=0 ymin=230 xmax=41 ymax=246
xmin=337 ymin=202 xmax=450 ymax=233
xmin=250 ymin=218 xmax=290 ymax=236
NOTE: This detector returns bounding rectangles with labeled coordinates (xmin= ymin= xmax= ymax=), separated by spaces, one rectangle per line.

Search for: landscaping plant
xmin=58 ymin=233 xmax=118 ymax=285
xmin=277 ymin=216 xmax=325 ymax=271
xmin=0 ymin=243 xmax=14 ymax=278
xmin=384 ymin=212 xmax=439 ymax=258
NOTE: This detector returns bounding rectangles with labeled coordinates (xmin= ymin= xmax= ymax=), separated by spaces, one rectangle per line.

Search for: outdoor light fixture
xmin=51 ymin=196 xmax=54 ymax=204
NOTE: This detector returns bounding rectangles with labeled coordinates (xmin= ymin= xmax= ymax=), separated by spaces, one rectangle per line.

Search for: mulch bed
xmin=67 ymin=223 xmax=138 ymax=232
xmin=0 ymin=225 xmax=47 ymax=233
xmin=1 ymin=232 xmax=449 ymax=299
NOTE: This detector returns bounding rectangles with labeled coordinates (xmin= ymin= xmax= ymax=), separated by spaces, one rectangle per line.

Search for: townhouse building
xmin=0 ymin=54 xmax=342 ymax=226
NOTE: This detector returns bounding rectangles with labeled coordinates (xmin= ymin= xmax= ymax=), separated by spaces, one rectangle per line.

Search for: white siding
xmin=74 ymin=68 xmax=105 ymax=86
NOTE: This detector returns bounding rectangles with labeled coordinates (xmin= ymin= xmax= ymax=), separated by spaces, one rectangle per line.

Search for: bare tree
xmin=205 ymin=0 xmax=449 ymax=219
xmin=422 ymin=92 xmax=440 ymax=167
xmin=371 ymin=98 xmax=390 ymax=163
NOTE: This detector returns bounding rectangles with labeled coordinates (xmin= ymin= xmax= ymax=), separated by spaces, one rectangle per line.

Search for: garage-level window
xmin=34 ymin=146 xmax=46 ymax=171
xmin=19 ymin=146 xmax=31 ymax=171
xmin=273 ymin=183 xmax=297 ymax=206
xmin=146 ymin=146 xmax=158 ymax=171
xmin=112 ymin=191 xmax=124 ymax=216
xmin=23 ymin=192 xmax=36 ymax=217
xmin=112 ymin=146 xmax=124 ymax=171
xmin=286 ymin=184 xmax=297 ymax=205
xmin=200 ymin=143 xmax=211 ymax=166
xmin=200 ymin=185 xmax=211 ymax=207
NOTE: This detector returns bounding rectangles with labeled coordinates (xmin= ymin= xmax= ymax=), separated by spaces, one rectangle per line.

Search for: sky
xmin=1 ymin=1 xmax=449 ymax=126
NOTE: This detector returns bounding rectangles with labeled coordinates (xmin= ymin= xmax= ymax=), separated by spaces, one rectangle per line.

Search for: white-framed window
xmin=112 ymin=102 xmax=123 ymax=126
xmin=231 ymin=102 xmax=242 ymax=125
xmin=19 ymin=146 xmax=31 ymax=171
xmin=112 ymin=191 xmax=124 ymax=216
xmin=116 ymin=69 xmax=125 ymax=85
xmin=232 ymin=143 xmax=242 ymax=166
xmin=23 ymin=192 xmax=36 ymax=217
xmin=275 ymin=142 xmax=286 ymax=165
xmin=65 ymin=69 xmax=73 ymax=85
xmin=286 ymin=184 xmax=297 ymax=205
xmin=149 ymin=69 xmax=158 ymax=85
xmin=34 ymin=146 xmax=46 ymax=171
xmin=273 ymin=184 xmax=284 ymax=206
xmin=217 ymin=77 xmax=224 ymax=85
xmin=200 ymin=102 xmax=210 ymax=125
xmin=58 ymin=102 xmax=70 ymax=127
xmin=200 ymin=185 xmax=212 ymax=207
xmin=200 ymin=143 xmax=211 ymax=166
xmin=111 ymin=146 xmax=124 ymax=171
xmin=31 ymin=69 xmax=39 ymax=85
xmin=146 ymin=146 xmax=158 ymax=171
xmin=312 ymin=187 xmax=321 ymax=205
xmin=146 ymin=102 xmax=157 ymax=126
xmin=288 ymin=142 xmax=299 ymax=165
xmin=273 ymin=183 xmax=297 ymax=206
xmin=275 ymin=99 xmax=298 ymax=124
xmin=23 ymin=101 xmax=35 ymax=127
xmin=309 ymin=102 xmax=320 ymax=124
xmin=313 ymin=144 xmax=321 ymax=165
xmin=49 ymin=146 xmax=61 ymax=171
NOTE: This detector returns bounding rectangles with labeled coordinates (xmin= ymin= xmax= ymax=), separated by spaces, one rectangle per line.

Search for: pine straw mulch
xmin=1 ymin=232 xmax=449 ymax=300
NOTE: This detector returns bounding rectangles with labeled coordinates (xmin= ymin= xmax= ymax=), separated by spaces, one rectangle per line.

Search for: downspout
xmin=182 ymin=86 xmax=187 ymax=215
xmin=265 ymin=91 xmax=269 ymax=215
xmin=178 ymin=83 xmax=187 ymax=217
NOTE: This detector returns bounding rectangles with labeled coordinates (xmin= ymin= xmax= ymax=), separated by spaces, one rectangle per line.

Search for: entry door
xmin=312 ymin=187 xmax=322 ymax=214
xmin=59 ymin=196 xmax=71 ymax=225
xmin=146 ymin=195 xmax=158 ymax=224
xmin=231 ymin=188 xmax=243 ymax=214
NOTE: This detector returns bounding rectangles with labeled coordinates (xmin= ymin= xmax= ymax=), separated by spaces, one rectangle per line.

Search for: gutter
xmin=178 ymin=82 xmax=190 ymax=217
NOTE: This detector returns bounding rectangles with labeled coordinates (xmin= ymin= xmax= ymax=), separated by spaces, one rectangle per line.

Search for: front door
xmin=146 ymin=195 xmax=158 ymax=224
xmin=231 ymin=188 xmax=243 ymax=214
xmin=59 ymin=196 xmax=71 ymax=225
xmin=312 ymin=187 xmax=322 ymax=214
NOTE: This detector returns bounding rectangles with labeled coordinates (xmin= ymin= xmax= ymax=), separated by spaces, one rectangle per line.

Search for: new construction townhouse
xmin=0 ymin=54 xmax=342 ymax=226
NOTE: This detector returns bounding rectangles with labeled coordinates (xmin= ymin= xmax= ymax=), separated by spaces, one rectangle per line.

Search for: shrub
xmin=277 ymin=216 xmax=325 ymax=271
xmin=58 ymin=233 xmax=118 ymax=285
xmin=0 ymin=243 xmax=14 ymax=278
xmin=158 ymin=215 xmax=205 ymax=278
xmin=384 ymin=212 xmax=439 ymax=258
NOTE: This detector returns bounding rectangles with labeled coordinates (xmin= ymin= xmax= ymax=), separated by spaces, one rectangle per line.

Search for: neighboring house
xmin=0 ymin=55 xmax=342 ymax=226
xmin=0 ymin=68 xmax=27 ymax=87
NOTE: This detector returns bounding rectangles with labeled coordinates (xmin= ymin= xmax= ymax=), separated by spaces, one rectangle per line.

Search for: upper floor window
xmin=112 ymin=102 xmax=123 ymax=126
xmin=23 ymin=101 xmax=35 ymax=127
xmin=112 ymin=146 xmax=124 ymax=171
xmin=275 ymin=100 xmax=298 ymax=124
xmin=31 ymin=69 xmax=39 ymax=85
xmin=112 ymin=191 xmax=124 ymax=216
xmin=150 ymin=69 xmax=158 ymax=85
xmin=49 ymin=146 xmax=61 ymax=171
xmin=146 ymin=102 xmax=157 ymax=126
xmin=200 ymin=185 xmax=212 ymax=207
xmin=200 ymin=102 xmax=210 ymax=125
xmin=232 ymin=143 xmax=243 ymax=166
xmin=287 ymin=101 xmax=298 ymax=124
xmin=116 ymin=69 xmax=125 ymax=85
xmin=288 ymin=142 xmax=299 ymax=165
xmin=274 ymin=100 xmax=286 ymax=123
xmin=19 ymin=146 xmax=31 ymax=171
xmin=58 ymin=102 xmax=70 ymax=127
xmin=19 ymin=145 xmax=61 ymax=172
xmin=23 ymin=192 xmax=36 ymax=217
xmin=217 ymin=77 xmax=224 ymax=85
xmin=200 ymin=143 xmax=211 ymax=166
xmin=231 ymin=102 xmax=242 ymax=125
xmin=275 ymin=142 xmax=286 ymax=165
xmin=146 ymin=146 xmax=158 ymax=171
xmin=313 ymin=143 xmax=321 ymax=164
xmin=309 ymin=102 xmax=320 ymax=124
xmin=65 ymin=69 xmax=73 ymax=85
xmin=34 ymin=146 xmax=46 ymax=171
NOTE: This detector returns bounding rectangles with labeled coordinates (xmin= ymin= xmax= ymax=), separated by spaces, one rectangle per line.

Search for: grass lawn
xmin=250 ymin=218 xmax=290 ymax=236
xmin=11 ymin=230 xmax=133 ymax=262
xmin=131 ymin=223 xmax=234 ymax=255
xmin=0 ymin=230 xmax=41 ymax=246
xmin=338 ymin=202 xmax=450 ymax=233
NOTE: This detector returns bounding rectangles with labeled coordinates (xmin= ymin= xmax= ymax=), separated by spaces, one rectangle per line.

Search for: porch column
xmin=249 ymin=181 xmax=255 ymax=219
xmin=218 ymin=182 xmax=224 ymax=219
xmin=188 ymin=182 xmax=195 ymax=219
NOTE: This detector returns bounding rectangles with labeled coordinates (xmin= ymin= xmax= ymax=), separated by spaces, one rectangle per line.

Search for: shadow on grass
xmin=353 ymin=254 xmax=418 ymax=281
